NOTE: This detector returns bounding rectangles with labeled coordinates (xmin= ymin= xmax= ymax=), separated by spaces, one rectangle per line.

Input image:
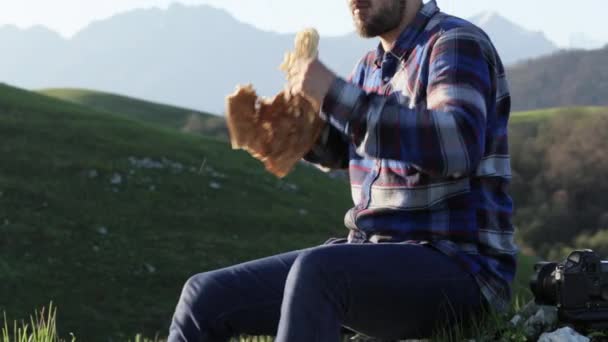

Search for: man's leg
xmin=276 ymin=242 xmax=488 ymax=342
xmin=167 ymin=247 xmax=306 ymax=342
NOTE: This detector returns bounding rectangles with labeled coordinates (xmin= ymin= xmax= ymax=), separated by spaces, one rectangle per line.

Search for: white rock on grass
xmin=144 ymin=263 xmax=157 ymax=274
xmin=97 ymin=226 xmax=109 ymax=236
xmin=538 ymin=327 xmax=590 ymax=342
xmin=209 ymin=182 xmax=222 ymax=190
xmin=110 ymin=173 xmax=123 ymax=185
xmin=524 ymin=305 xmax=558 ymax=339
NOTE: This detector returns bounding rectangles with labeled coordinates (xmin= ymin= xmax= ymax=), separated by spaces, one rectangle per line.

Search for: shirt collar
xmin=374 ymin=0 xmax=440 ymax=68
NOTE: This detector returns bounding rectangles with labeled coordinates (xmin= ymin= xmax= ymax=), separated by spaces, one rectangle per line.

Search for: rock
xmin=97 ymin=226 xmax=109 ymax=236
xmin=87 ymin=169 xmax=99 ymax=179
xmin=110 ymin=173 xmax=123 ymax=185
xmin=524 ymin=305 xmax=558 ymax=339
xmin=209 ymin=182 xmax=222 ymax=190
xmin=520 ymin=301 xmax=540 ymax=317
xmin=144 ymin=263 xmax=156 ymax=274
xmin=211 ymin=171 xmax=228 ymax=179
xmin=510 ymin=314 xmax=523 ymax=326
xmin=538 ymin=327 xmax=589 ymax=342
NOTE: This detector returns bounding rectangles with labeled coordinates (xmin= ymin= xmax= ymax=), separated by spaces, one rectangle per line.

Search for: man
xmin=168 ymin=0 xmax=518 ymax=341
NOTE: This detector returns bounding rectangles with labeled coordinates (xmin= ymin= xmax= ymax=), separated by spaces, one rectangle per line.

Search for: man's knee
xmin=177 ymin=271 xmax=223 ymax=312
xmin=289 ymin=248 xmax=330 ymax=279
xmin=287 ymin=246 xmax=346 ymax=288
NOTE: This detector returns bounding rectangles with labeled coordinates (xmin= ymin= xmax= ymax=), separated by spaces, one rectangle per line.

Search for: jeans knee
xmin=176 ymin=272 xmax=220 ymax=313
xmin=288 ymin=248 xmax=329 ymax=282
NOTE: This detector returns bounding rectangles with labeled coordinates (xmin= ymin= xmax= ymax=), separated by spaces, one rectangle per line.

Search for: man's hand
xmin=286 ymin=58 xmax=337 ymax=109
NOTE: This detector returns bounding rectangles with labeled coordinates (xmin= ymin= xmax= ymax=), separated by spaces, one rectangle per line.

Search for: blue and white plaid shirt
xmin=305 ymin=0 xmax=518 ymax=313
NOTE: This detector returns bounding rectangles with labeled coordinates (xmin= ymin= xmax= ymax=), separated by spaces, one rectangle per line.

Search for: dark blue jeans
xmin=167 ymin=238 xmax=488 ymax=342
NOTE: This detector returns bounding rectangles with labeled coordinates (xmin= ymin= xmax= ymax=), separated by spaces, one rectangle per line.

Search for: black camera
xmin=530 ymin=249 xmax=608 ymax=329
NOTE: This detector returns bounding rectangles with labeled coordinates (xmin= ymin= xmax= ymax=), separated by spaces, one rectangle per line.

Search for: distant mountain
xmin=469 ymin=12 xmax=558 ymax=65
xmin=0 ymin=5 xmax=374 ymax=114
xmin=568 ymin=32 xmax=604 ymax=50
xmin=507 ymin=46 xmax=608 ymax=111
xmin=0 ymin=6 xmax=564 ymax=113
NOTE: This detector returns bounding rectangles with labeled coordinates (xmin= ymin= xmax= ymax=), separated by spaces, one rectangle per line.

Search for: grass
xmin=510 ymin=105 xmax=607 ymax=124
xmin=0 ymin=83 xmax=569 ymax=341
xmin=0 ymin=83 xmax=351 ymax=341
xmin=1 ymin=252 xmax=539 ymax=342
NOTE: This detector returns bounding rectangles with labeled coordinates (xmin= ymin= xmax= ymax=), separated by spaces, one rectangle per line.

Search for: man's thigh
xmin=300 ymin=242 xmax=486 ymax=340
xmin=196 ymin=247 xmax=307 ymax=336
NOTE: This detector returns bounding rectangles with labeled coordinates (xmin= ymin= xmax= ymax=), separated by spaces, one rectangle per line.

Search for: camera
xmin=530 ymin=249 xmax=608 ymax=329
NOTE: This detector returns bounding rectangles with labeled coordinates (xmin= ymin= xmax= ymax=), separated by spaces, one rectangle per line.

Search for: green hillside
xmin=39 ymin=88 xmax=228 ymax=140
xmin=0 ymin=82 xmax=562 ymax=340
xmin=0 ymin=83 xmax=351 ymax=340
xmin=510 ymin=105 xmax=607 ymax=124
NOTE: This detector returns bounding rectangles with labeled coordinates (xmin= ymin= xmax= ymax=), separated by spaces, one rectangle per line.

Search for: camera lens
xmin=530 ymin=261 xmax=559 ymax=305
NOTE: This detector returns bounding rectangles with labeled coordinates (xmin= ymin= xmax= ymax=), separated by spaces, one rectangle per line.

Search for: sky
xmin=0 ymin=0 xmax=606 ymax=48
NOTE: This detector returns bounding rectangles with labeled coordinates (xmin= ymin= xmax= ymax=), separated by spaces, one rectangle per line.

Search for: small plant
xmin=1 ymin=303 xmax=75 ymax=342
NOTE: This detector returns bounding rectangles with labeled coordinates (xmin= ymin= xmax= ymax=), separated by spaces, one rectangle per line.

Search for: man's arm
xmin=318 ymin=28 xmax=492 ymax=178
xmin=300 ymin=56 xmax=370 ymax=170
xmin=302 ymin=123 xmax=349 ymax=170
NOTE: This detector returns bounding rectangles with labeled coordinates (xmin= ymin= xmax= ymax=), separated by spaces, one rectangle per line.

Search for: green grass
xmin=510 ymin=105 xmax=607 ymax=124
xmin=0 ymin=83 xmax=351 ymax=341
xmin=38 ymin=88 xmax=227 ymax=139
xmin=0 ymin=83 xmax=554 ymax=341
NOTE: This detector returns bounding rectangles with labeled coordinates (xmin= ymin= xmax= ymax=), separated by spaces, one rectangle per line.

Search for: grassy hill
xmin=1 ymin=83 xmax=543 ymax=340
xmin=0 ymin=83 xmax=352 ymax=340
xmin=39 ymin=88 xmax=228 ymax=140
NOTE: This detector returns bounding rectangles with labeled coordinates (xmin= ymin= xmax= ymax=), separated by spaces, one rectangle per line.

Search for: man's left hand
xmin=286 ymin=58 xmax=337 ymax=109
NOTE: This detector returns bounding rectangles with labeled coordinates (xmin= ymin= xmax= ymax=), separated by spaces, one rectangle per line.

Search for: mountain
xmin=0 ymin=82 xmax=351 ymax=340
xmin=569 ymin=32 xmax=604 ymax=50
xmin=0 ymin=25 xmax=68 ymax=88
xmin=507 ymin=46 xmax=608 ymax=111
xmin=469 ymin=12 xmax=558 ymax=65
xmin=0 ymin=5 xmax=374 ymax=114
xmin=0 ymin=5 xmax=565 ymax=114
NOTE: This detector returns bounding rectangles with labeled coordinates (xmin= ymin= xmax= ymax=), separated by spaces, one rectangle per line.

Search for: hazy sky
xmin=0 ymin=0 xmax=606 ymax=48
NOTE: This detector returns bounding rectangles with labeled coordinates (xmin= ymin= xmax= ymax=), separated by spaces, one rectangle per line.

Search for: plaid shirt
xmin=305 ymin=0 xmax=518 ymax=313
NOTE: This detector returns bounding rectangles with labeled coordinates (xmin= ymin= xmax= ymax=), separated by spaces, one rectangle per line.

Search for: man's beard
xmin=354 ymin=0 xmax=406 ymax=38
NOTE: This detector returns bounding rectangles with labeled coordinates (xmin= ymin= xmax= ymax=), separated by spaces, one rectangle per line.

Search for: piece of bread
xmin=225 ymin=87 xmax=325 ymax=178
xmin=225 ymin=28 xmax=325 ymax=178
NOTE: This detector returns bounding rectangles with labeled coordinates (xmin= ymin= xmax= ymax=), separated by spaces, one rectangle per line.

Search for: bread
xmin=225 ymin=28 xmax=325 ymax=178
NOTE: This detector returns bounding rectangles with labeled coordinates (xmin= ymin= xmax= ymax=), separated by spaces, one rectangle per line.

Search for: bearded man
xmin=168 ymin=0 xmax=518 ymax=341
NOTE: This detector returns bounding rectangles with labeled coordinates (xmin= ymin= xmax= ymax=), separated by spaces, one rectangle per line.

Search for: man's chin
xmin=354 ymin=25 xmax=377 ymax=38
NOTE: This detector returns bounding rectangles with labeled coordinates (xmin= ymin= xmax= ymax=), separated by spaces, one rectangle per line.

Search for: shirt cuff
xmin=321 ymin=77 xmax=366 ymax=134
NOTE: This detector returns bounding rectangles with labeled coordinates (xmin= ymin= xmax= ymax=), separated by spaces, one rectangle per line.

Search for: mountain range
xmin=0 ymin=5 xmax=561 ymax=113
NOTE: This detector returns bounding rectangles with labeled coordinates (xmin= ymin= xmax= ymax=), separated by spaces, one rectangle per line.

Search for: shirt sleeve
xmin=321 ymin=27 xmax=492 ymax=178
xmin=302 ymin=122 xmax=349 ymax=170
xmin=302 ymin=55 xmax=371 ymax=170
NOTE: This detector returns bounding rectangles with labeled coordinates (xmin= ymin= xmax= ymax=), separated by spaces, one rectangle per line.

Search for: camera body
xmin=530 ymin=249 xmax=608 ymax=329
